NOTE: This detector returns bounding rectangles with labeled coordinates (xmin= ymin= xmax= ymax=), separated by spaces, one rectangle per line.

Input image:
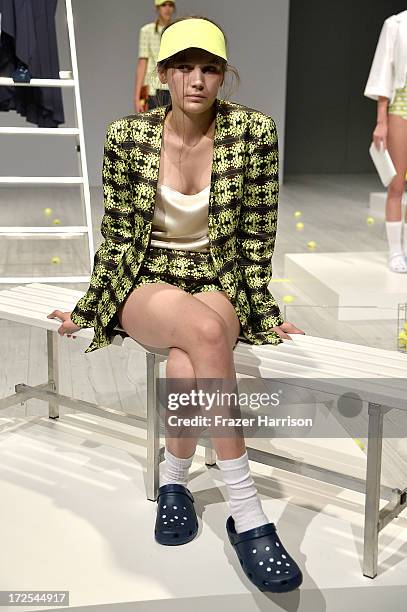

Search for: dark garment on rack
xmin=0 ymin=0 xmax=64 ymax=127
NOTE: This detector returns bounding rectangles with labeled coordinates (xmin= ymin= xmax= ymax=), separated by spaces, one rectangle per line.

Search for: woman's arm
xmin=70 ymin=120 xmax=134 ymax=329
xmin=373 ymin=95 xmax=389 ymax=150
xmin=237 ymin=113 xmax=285 ymax=342
xmin=134 ymin=58 xmax=148 ymax=112
xmin=134 ymin=25 xmax=149 ymax=112
xmin=364 ymin=17 xmax=396 ymax=102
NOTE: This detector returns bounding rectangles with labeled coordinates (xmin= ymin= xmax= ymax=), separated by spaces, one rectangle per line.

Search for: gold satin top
xmin=150 ymin=183 xmax=211 ymax=252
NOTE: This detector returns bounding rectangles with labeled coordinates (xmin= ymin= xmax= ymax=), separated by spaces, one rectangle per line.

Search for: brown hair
xmin=151 ymin=16 xmax=241 ymax=188
xmin=152 ymin=15 xmax=241 ymax=106
xmin=154 ymin=1 xmax=176 ymax=34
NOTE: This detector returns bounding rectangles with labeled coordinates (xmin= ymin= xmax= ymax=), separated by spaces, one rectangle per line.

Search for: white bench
xmin=0 ymin=282 xmax=406 ymax=580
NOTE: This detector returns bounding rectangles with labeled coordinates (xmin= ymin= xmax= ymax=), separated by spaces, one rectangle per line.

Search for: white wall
xmin=0 ymin=0 xmax=289 ymax=185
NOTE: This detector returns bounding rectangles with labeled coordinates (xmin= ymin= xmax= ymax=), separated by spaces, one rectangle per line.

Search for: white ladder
xmin=0 ymin=0 xmax=94 ymax=284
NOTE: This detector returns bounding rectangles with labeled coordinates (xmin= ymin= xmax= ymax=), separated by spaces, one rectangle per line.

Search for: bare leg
xmin=386 ymin=114 xmax=407 ymax=222
xmin=118 ymin=283 xmax=245 ymax=460
xmin=165 ymin=346 xmax=200 ymax=458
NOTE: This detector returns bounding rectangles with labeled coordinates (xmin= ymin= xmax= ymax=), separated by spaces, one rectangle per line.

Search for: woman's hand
xmin=134 ymin=98 xmax=145 ymax=113
xmin=373 ymin=121 xmax=388 ymax=151
xmin=271 ymin=320 xmax=306 ymax=340
xmin=47 ymin=310 xmax=81 ymax=338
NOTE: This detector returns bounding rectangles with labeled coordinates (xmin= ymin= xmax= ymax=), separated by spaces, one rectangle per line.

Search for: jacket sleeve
xmin=70 ymin=120 xmax=134 ymax=329
xmin=237 ymin=113 xmax=285 ymax=340
xmin=364 ymin=17 xmax=396 ymax=101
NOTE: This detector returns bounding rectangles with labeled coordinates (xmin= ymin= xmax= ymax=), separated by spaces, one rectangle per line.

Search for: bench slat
xmin=285 ymin=333 xmax=405 ymax=361
xmin=234 ymin=349 xmax=406 ymax=379
xmin=229 ymin=355 xmax=407 ymax=409
xmin=233 ymin=350 xmax=405 ymax=387
xmin=0 ymin=291 xmax=77 ymax=313
xmin=0 ymin=303 xmax=94 ymax=338
xmin=17 ymin=284 xmax=84 ymax=298
xmin=23 ymin=283 xmax=85 ymax=300
xmin=275 ymin=337 xmax=407 ymax=366
xmin=233 ymin=341 xmax=407 ymax=377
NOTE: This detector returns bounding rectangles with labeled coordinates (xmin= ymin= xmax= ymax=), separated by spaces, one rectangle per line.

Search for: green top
xmin=138 ymin=22 xmax=170 ymax=97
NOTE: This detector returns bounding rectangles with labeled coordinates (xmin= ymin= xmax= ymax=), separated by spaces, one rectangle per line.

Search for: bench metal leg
xmin=205 ymin=445 xmax=217 ymax=466
xmin=47 ymin=330 xmax=59 ymax=420
xmin=363 ymin=402 xmax=383 ymax=578
xmin=146 ymin=352 xmax=161 ymax=501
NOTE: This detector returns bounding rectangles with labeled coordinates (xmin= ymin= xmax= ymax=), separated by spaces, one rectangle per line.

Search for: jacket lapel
xmin=131 ymin=98 xmax=233 ymax=249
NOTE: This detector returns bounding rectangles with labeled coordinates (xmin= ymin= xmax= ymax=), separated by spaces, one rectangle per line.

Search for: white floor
xmin=1 ymin=410 xmax=407 ymax=611
xmin=1 ymin=175 xmax=407 ymax=610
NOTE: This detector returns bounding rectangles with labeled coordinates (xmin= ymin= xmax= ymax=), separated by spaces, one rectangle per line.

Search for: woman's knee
xmin=388 ymin=177 xmax=406 ymax=199
xmin=196 ymin=315 xmax=230 ymax=350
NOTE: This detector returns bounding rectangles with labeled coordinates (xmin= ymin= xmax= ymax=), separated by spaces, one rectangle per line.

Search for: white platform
xmin=369 ymin=192 xmax=407 ymax=218
xmin=284 ymin=251 xmax=407 ymax=321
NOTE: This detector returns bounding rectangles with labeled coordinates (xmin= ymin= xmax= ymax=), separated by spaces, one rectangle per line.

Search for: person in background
xmin=365 ymin=10 xmax=407 ymax=273
xmin=134 ymin=0 xmax=176 ymax=112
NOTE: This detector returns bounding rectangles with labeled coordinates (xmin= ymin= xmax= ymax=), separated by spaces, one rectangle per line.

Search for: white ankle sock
xmin=385 ymin=220 xmax=403 ymax=255
xmin=217 ymin=451 xmax=269 ymax=534
xmin=403 ymin=223 xmax=407 ymax=256
xmin=160 ymin=447 xmax=194 ymax=488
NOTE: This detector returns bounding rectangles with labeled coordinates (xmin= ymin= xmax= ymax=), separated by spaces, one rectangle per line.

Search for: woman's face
xmin=159 ymin=47 xmax=224 ymax=115
xmin=157 ymin=2 xmax=175 ymax=20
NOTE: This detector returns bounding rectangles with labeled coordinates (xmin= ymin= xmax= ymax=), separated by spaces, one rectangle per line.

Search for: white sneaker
xmin=388 ymin=252 xmax=407 ymax=273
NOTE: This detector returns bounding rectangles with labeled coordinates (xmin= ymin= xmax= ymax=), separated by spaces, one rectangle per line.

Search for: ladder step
xmin=0 ymin=177 xmax=84 ymax=184
xmin=0 ymin=226 xmax=89 ymax=236
xmin=0 ymin=276 xmax=91 ymax=284
xmin=0 ymin=77 xmax=76 ymax=88
xmin=0 ymin=127 xmax=80 ymax=135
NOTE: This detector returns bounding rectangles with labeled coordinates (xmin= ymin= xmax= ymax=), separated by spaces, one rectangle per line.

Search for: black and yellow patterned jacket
xmin=70 ymin=98 xmax=285 ymax=353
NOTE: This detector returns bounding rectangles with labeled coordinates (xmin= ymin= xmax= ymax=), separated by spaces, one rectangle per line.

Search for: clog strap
xmin=157 ymin=483 xmax=195 ymax=504
xmin=228 ymin=520 xmax=277 ymax=546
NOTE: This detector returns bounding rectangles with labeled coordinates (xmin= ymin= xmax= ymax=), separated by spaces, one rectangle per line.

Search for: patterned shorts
xmin=116 ymin=245 xmax=243 ymax=339
xmin=131 ymin=245 xmax=224 ymax=294
xmin=388 ymin=83 xmax=407 ymax=120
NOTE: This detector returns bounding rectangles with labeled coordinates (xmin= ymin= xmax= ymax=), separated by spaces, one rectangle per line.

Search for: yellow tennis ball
xmin=283 ymin=295 xmax=294 ymax=303
xmin=294 ymin=211 xmax=302 ymax=218
xmin=296 ymin=222 xmax=304 ymax=231
xmin=403 ymin=322 xmax=407 ymax=331
xmin=398 ymin=331 xmax=407 ymax=346
xmin=53 ymin=218 xmax=61 ymax=225
xmin=307 ymin=240 xmax=317 ymax=250
xmin=366 ymin=216 xmax=375 ymax=225
xmin=43 ymin=207 xmax=52 ymax=217
xmin=354 ymin=438 xmax=365 ymax=451
xmin=51 ymin=256 xmax=61 ymax=265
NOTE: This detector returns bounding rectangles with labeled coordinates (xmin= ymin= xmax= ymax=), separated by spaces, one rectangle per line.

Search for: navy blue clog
xmin=226 ymin=516 xmax=303 ymax=592
xmin=154 ymin=483 xmax=199 ymax=546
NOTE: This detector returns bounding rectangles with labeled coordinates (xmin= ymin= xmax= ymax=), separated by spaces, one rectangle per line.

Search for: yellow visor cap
xmin=157 ymin=18 xmax=227 ymax=63
xmin=155 ymin=1 xmax=174 ymax=6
